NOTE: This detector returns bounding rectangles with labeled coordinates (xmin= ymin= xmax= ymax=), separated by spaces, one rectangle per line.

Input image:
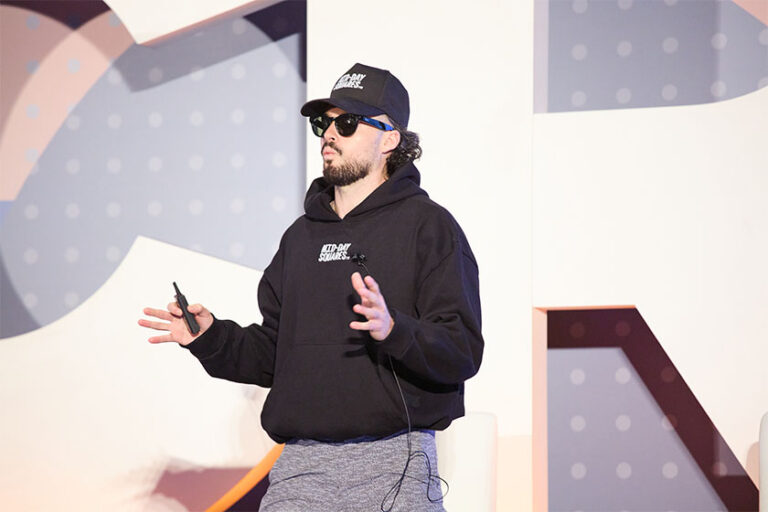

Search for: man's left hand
xmin=350 ymin=272 xmax=394 ymax=341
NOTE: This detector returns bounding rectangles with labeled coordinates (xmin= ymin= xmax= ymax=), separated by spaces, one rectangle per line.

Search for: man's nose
xmin=322 ymin=121 xmax=338 ymax=141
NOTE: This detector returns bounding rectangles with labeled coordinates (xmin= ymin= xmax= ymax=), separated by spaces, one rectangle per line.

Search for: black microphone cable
xmin=379 ymin=354 xmax=449 ymax=512
xmin=349 ymin=251 xmax=448 ymax=511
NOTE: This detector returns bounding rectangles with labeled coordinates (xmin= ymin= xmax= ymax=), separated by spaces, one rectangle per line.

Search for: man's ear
xmin=381 ymin=129 xmax=401 ymax=154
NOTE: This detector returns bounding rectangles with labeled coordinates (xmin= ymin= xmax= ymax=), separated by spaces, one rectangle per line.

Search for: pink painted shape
xmin=0 ymin=6 xmax=71 ymax=139
xmin=732 ymin=0 xmax=768 ymax=26
xmin=0 ymin=7 xmax=133 ymax=200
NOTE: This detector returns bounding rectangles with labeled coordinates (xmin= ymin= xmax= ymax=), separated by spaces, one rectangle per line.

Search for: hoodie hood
xmin=303 ymin=162 xmax=427 ymax=221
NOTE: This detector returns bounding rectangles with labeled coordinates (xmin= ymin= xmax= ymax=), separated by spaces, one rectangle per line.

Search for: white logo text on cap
xmin=333 ymin=73 xmax=366 ymax=91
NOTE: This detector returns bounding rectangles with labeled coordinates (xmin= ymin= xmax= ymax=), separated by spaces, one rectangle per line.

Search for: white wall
xmin=533 ymin=86 xmax=768 ymax=480
xmin=0 ymin=237 xmax=274 ymax=510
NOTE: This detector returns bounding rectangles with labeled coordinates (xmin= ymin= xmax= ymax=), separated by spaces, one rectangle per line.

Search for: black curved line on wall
xmin=245 ymin=0 xmax=306 ymax=82
xmin=1 ymin=0 xmax=110 ymax=29
xmin=548 ymin=308 xmax=758 ymax=511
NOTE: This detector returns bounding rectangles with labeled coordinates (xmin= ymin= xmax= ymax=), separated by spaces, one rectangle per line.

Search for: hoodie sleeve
xmin=181 ymin=249 xmax=283 ymax=388
xmin=376 ymin=218 xmax=483 ymax=386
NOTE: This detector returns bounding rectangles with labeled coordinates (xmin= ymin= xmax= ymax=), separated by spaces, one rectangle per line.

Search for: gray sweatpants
xmin=259 ymin=430 xmax=446 ymax=512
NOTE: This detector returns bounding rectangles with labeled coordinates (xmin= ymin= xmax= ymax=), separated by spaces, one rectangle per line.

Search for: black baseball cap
xmin=300 ymin=63 xmax=410 ymax=128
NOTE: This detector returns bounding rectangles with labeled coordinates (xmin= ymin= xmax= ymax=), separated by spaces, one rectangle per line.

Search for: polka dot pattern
xmin=23 ymin=248 xmax=39 ymax=265
xmin=615 ymin=88 xmax=632 ymax=104
xmin=230 ymin=108 xmax=246 ymax=124
xmin=66 ymin=115 xmax=81 ymax=130
xmin=229 ymin=197 xmax=245 ymax=214
xmin=148 ymin=67 xmax=163 ymax=83
xmin=662 ymin=462 xmax=679 ymax=479
xmin=65 ymin=159 xmax=80 ymax=174
xmin=661 ymin=84 xmax=678 ymax=101
xmin=614 ymin=321 xmax=631 ymax=337
xmin=569 ymin=322 xmax=585 ymax=339
xmin=570 ymin=462 xmax=587 ymax=480
xmin=616 ymin=41 xmax=632 ymax=57
xmin=148 ymin=156 xmax=163 ymax=172
xmin=570 ymin=368 xmax=586 ymax=385
xmin=148 ymin=112 xmax=163 ymax=127
xmin=545 ymin=0 xmax=768 ymax=112
xmin=662 ymin=37 xmax=679 ymax=54
xmin=107 ymin=113 xmax=122 ymax=129
xmin=571 ymin=91 xmax=587 ymax=107
xmin=548 ymin=312 xmax=732 ymax=510
xmin=188 ymin=155 xmax=204 ymax=171
xmin=571 ymin=44 xmax=588 ymax=61
xmin=615 ymin=414 xmax=631 ymax=431
xmin=0 ymin=13 xmax=305 ymax=329
xmin=572 ymin=0 xmax=588 ymax=15
xmin=616 ymin=462 xmax=632 ymax=479
xmin=760 ymin=28 xmax=768 ymax=46
xmin=570 ymin=415 xmax=586 ymax=432
xmin=64 ymin=246 xmax=79 ymax=263
xmin=230 ymin=153 xmax=246 ymax=169
xmin=615 ymin=366 xmax=631 ymax=384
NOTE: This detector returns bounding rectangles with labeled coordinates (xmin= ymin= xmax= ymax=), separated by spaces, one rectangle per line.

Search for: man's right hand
xmin=138 ymin=302 xmax=213 ymax=346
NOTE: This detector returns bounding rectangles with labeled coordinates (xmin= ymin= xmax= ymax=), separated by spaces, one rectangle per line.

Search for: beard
xmin=323 ymin=159 xmax=371 ymax=187
xmin=322 ymin=143 xmax=371 ymax=186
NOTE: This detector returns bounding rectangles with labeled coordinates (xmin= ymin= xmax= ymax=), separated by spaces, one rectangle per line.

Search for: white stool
xmin=436 ymin=412 xmax=498 ymax=511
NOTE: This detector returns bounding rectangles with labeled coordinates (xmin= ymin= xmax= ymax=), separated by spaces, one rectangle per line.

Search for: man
xmin=139 ymin=63 xmax=483 ymax=511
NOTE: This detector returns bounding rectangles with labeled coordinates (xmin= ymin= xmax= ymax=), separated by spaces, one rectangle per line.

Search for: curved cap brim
xmin=300 ymin=97 xmax=386 ymax=118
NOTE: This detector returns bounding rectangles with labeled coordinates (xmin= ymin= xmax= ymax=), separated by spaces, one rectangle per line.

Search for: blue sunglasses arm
xmin=360 ymin=116 xmax=394 ymax=131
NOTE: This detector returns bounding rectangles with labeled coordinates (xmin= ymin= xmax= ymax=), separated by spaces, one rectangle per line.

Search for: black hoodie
xmin=186 ymin=163 xmax=483 ymax=443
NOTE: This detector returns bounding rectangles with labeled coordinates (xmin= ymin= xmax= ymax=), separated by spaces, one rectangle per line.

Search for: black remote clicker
xmin=173 ymin=282 xmax=200 ymax=335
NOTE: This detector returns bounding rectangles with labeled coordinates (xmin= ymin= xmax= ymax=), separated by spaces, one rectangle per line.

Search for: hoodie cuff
xmin=378 ymin=308 xmax=416 ymax=359
xmin=182 ymin=316 xmax=224 ymax=359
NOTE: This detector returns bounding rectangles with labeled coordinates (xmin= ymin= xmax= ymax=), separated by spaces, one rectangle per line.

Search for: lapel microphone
xmin=348 ymin=245 xmax=369 ymax=274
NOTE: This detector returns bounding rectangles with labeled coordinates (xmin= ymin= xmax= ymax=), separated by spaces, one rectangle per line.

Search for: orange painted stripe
xmin=206 ymin=443 xmax=284 ymax=512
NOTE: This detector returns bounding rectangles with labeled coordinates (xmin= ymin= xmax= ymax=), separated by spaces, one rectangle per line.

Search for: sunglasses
xmin=310 ymin=113 xmax=394 ymax=137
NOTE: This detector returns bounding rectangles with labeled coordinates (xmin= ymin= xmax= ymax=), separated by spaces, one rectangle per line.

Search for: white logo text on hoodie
xmin=318 ymin=242 xmax=352 ymax=262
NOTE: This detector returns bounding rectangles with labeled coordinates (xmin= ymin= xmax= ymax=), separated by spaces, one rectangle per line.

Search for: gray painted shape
xmin=546 ymin=0 xmax=768 ymax=112
xmin=0 ymin=252 xmax=40 ymax=337
xmin=0 ymin=16 xmax=305 ymax=335
xmin=0 ymin=201 xmax=12 ymax=226
xmin=548 ymin=347 xmax=726 ymax=511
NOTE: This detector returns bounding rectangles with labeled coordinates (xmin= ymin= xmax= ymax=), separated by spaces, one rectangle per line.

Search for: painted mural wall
xmin=1 ymin=0 xmax=766 ymax=510
xmin=0 ymin=1 xmax=306 ymax=509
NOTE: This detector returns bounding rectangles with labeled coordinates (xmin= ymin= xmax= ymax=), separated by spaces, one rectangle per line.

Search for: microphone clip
xmin=351 ymin=252 xmax=367 ymax=265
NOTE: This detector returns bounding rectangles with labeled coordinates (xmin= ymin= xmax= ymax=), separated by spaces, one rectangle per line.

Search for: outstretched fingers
xmin=143 ymin=307 xmax=173 ymax=321
xmin=351 ymin=273 xmax=382 ymax=306
xmin=138 ymin=319 xmax=171 ymax=331
xmin=147 ymin=333 xmax=176 ymax=344
xmin=349 ymin=272 xmax=393 ymax=340
xmin=352 ymin=304 xmax=376 ymax=318
xmin=363 ymin=275 xmax=380 ymax=294
xmin=140 ymin=299 xmax=212 ymax=346
xmin=349 ymin=320 xmax=371 ymax=331
xmin=350 ymin=272 xmax=366 ymax=295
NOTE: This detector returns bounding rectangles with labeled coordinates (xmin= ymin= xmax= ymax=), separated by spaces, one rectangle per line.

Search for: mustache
xmin=322 ymin=142 xmax=342 ymax=156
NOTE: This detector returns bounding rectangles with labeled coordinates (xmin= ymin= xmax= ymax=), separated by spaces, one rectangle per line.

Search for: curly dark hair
xmin=385 ymin=120 xmax=422 ymax=176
